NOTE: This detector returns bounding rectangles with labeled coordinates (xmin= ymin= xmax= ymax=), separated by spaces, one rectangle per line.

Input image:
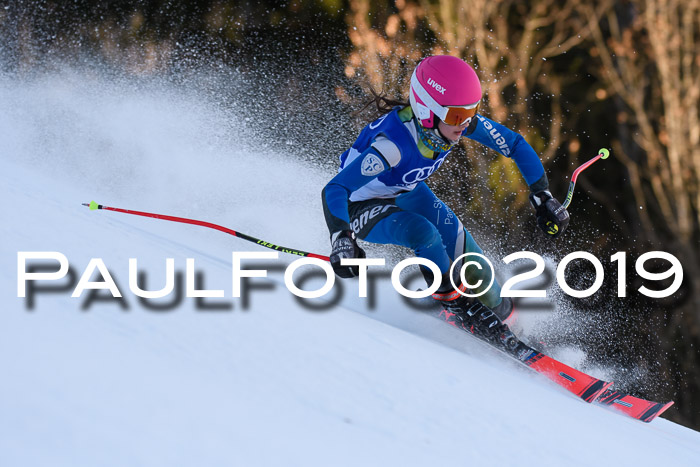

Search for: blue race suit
xmin=322 ymin=106 xmax=548 ymax=308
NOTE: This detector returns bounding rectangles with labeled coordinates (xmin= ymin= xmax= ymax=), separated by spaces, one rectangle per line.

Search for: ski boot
xmin=434 ymin=290 xmax=518 ymax=350
xmin=458 ymin=300 xmax=519 ymax=350
xmin=491 ymin=296 xmax=515 ymax=324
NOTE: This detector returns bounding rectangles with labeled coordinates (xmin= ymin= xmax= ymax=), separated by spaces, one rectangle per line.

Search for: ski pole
xmin=82 ymin=201 xmax=330 ymax=261
xmin=561 ymin=148 xmax=610 ymax=209
xmin=83 ymin=149 xmax=608 ymax=260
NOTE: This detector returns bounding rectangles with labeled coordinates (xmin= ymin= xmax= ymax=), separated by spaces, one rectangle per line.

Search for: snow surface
xmin=2 ymin=69 xmax=700 ymax=467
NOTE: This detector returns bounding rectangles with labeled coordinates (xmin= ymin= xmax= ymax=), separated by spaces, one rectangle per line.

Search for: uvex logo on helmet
xmin=426 ymin=78 xmax=446 ymax=94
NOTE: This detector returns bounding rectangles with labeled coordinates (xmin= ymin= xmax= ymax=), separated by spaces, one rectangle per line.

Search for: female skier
xmin=321 ymin=55 xmax=569 ymax=346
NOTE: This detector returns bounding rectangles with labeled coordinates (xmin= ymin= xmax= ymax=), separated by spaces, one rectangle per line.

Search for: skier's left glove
xmin=529 ymin=190 xmax=569 ymax=238
xmin=329 ymin=230 xmax=366 ymax=278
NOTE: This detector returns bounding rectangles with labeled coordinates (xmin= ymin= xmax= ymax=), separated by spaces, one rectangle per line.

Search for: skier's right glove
xmin=329 ymin=230 xmax=366 ymax=278
xmin=529 ymin=190 xmax=570 ymax=238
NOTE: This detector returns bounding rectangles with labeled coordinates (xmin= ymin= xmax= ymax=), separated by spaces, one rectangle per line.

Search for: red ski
xmin=434 ymin=309 xmax=673 ymax=422
xmin=594 ymin=388 xmax=674 ymax=423
xmin=436 ymin=309 xmax=611 ymax=402
xmin=518 ymin=349 xmax=612 ymax=403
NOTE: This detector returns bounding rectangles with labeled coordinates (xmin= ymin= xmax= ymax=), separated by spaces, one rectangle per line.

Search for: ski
xmin=593 ymin=388 xmax=674 ymax=423
xmin=435 ymin=309 xmax=611 ymax=402
xmin=433 ymin=309 xmax=673 ymax=422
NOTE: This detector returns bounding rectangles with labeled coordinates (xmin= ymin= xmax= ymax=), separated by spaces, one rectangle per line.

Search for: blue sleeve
xmin=321 ymin=148 xmax=390 ymax=236
xmin=464 ymin=115 xmax=545 ymax=187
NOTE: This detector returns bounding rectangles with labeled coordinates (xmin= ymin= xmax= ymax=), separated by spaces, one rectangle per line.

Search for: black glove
xmin=329 ymin=230 xmax=366 ymax=278
xmin=529 ymin=190 xmax=569 ymax=238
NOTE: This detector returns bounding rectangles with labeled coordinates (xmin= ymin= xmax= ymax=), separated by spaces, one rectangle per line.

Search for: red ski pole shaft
xmin=82 ymin=201 xmax=330 ymax=261
xmin=561 ymin=148 xmax=610 ymax=210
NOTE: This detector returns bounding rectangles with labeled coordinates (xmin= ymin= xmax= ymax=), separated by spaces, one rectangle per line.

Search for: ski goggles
xmin=441 ymin=103 xmax=480 ymax=126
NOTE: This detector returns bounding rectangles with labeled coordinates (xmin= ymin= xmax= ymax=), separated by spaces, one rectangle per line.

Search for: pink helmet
xmin=409 ymin=55 xmax=482 ymax=129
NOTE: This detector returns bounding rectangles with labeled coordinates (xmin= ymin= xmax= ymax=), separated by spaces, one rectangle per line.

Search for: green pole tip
xmin=89 ymin=201 xmax=99 ymax=210
xmin=599 ymin=148 xmax=610 ymax=159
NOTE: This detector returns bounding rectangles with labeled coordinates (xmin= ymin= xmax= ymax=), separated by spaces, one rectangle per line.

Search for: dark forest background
xmin=3 ymin=0 xmax=699 ymax=429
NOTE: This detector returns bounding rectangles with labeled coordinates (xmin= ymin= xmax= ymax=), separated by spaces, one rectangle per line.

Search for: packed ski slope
xmin=2 ymin=69 xmax=700 ymax=467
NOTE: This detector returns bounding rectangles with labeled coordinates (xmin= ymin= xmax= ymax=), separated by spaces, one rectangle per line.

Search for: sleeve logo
xmin=361 ymin=154 xmax=385 ymax=176
xmin=368 ymin=113 xmax=389 ymax=129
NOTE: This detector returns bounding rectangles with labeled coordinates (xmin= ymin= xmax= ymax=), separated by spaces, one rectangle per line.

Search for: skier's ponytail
xmin=353 ymin=84 xmax=408 ymax=120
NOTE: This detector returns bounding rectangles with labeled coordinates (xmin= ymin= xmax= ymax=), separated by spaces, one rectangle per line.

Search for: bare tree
xmin=579 ymin=0 xmax=700 ymax=428
xmin=585 ymin=0 xmax=700 ymax=241
xmin=584 ymin=1 xmax=700 ymax=302
xmin=342 ymin=0 xmax=426 ymax=104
